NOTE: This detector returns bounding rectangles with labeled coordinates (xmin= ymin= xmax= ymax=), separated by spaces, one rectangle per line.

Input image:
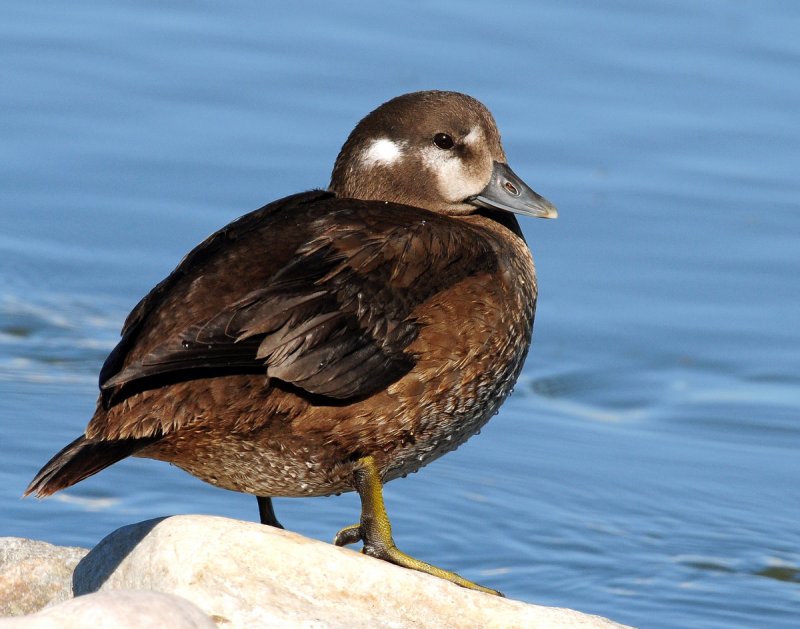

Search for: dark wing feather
xmin=98 ymin=190 xmax=333 ymax=388
xmin=100 ymin=194 xmax=498 ymax=404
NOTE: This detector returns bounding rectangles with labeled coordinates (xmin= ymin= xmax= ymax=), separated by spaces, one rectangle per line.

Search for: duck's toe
xmin=333 ymin=523 xmax=362 ymax=546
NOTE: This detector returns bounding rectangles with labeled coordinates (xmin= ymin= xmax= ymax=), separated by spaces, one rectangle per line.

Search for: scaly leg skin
xmin=333 ymin=456 xmax=502 ymax=596
xmin=256 ymin=495 xmax=284 ymax=529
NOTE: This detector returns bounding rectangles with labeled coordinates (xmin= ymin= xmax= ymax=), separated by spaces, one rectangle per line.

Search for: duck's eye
xmin=433 ymin=133 xmax=455 ymax=150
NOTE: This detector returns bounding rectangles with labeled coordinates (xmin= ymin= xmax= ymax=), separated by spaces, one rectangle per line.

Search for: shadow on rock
xmin=73 ymin=517 xmax=166 ymax=595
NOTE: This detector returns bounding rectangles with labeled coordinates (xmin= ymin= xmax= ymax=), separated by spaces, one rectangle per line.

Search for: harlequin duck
xmin=26 ymin=90 xmax=557 ymax=595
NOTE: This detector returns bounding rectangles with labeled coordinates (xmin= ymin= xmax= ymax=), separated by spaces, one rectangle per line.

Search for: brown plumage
xmin=26 ymin=91 xmax=556 ymax=593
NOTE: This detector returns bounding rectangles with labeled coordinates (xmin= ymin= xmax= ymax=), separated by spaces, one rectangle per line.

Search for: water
xmin=2 ymin=1 xmax=798 ymax=627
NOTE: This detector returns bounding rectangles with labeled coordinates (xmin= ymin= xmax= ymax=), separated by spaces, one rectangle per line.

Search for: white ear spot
xmin=360 ymin=138 xmax=404 ymax=167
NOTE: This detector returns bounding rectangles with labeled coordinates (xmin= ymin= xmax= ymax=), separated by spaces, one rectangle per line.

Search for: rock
xmin=72 ymin=515 xmax=632 ymax=629
xmin=0 ymin=590 xmax=216 ymax=629
xmin=0 ymin=538 xmax=88 ymax=616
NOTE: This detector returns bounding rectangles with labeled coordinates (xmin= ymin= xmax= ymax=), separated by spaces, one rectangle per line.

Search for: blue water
xmin=2 ymin=2 xmax=799 ymax=627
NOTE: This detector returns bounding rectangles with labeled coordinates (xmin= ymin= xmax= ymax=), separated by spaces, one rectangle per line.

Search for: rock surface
xmin=0 ymin=537 xmax=88 ymax=616
xmin=0 ymin=590 xmax=216 ymax=629
xmin=69 ymin=515 xmax=631 ymax=629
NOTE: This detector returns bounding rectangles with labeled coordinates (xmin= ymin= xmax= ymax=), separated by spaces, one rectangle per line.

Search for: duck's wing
xmin=98 ymin=190 xmax=331 ymax=391
xmin=100 ymin=194 xmax=498 ymax=405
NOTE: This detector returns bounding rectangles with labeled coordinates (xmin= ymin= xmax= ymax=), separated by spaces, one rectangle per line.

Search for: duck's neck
xmin=472 ymin=208 xmax=526 ymax=242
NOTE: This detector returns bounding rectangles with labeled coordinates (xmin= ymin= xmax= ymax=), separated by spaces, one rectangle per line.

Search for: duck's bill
xmin=467 ymin=161 xmax=558 ymax=219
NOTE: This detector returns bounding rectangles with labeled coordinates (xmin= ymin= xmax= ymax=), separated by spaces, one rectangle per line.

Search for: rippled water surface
xmin=2 ymin=2 xmax=799 ymax=627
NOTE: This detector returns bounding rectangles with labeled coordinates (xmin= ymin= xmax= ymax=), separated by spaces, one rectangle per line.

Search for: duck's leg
xmin=256 ymin=495 xmax=284 ymax=529
xmin=333 ymin=455 xmax=502 ymax=596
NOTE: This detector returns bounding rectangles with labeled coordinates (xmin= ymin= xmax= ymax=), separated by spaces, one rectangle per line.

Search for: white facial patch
xmin=421 ymin=127 xmax=486 ymax=202
xmin=360 ymin=138 xmax=404 ymax=167
xmin=463 ymin=125 xmax=483 ymax=147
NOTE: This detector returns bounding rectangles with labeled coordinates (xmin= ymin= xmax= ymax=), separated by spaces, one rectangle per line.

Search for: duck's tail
xmin=24 ymin=435 xmax=154 ymax=498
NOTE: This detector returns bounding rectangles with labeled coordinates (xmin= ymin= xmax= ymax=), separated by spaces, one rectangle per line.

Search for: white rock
xmin=71 ymin=515 xmax=632 ymax=629
xmin=0 ymin=538 xmax=88 ymax=616
xmin=0 ymin=590 xmax=216 ymax=629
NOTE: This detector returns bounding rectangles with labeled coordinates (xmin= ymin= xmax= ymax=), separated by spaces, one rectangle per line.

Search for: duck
xmin=26 ymin=90 xmax=557 ymax=596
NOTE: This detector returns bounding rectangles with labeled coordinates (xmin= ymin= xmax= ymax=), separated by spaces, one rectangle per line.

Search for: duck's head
xmin=329 ymin=90 xmax=557 ymax=220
